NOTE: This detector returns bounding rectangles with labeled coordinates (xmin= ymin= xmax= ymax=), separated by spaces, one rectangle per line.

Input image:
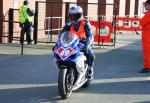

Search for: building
xmin=0 ymin=0 xmax=146 ymax=43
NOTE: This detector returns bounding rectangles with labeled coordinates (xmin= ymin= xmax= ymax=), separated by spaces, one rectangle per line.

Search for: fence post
xmin=34 ymin=1 xmax=38 ymax=44
xmin=98 ymin=15 xmax=101 ymax=46
xmin=113 ymin=4 xmax=117 ymax=47
xmin=0 ymin=20 xmax=2 ymax=43
xmin=8 ymin=8 xmax=14 ymax=43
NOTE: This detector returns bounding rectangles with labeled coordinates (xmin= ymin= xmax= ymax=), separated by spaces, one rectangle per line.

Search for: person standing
xmin=19 ymin=0 xmax=34 ymax=45
xmin=139 ymin=0 xmax=150 ymax=73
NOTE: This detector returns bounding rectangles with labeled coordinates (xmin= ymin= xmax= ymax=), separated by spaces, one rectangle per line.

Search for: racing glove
xmin=82 ymin=42 xmax=90 ymax=53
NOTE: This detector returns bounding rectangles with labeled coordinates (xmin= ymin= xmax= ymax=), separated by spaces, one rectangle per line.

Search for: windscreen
xmin=61 ymin=31 xmax=77 ymax=47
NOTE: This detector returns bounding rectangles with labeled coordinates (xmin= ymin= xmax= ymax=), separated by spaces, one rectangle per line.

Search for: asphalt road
xmin=0 ymin=34 xmax=150 ymax=103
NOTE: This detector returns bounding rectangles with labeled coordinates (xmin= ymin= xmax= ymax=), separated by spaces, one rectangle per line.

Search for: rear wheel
xmin=58 ymin=68 xmax=75 ymax=99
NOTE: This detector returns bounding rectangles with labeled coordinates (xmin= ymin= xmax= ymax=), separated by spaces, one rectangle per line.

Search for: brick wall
xmin=134 ymin=0 xmax=139 ymax=16
xmin=1 ymin=0 xmax=13 ymax=42
xmin=0 ymin=0 xmax=3 ymax=42
xmin=46 ymin=0 xmax=63 ymax=34
xmin=77 ymin=0 xmax=88 ymax=16
xmin=113 ymin=0 xmax=120 ymax=16
xmin=2 ymin=0 xmax=45 ymax=43
xmin=3 ymin=0 xmax=13 ymax=20
xmin=98 ymin=0 xmax=106 ymax=16
xmin=88 ymin=0 xmax=98 ymax=20
xmin=125 ymin=0 xmax=131 ymax=16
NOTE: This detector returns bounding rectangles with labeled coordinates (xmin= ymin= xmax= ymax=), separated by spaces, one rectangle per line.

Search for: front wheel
xmin=58 ymin=68 xmax=75 ymax=99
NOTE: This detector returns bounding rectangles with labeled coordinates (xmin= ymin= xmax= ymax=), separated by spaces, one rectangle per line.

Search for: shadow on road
xmin=0 ymin=54 xmax=64 ymax=102
xmin=79 ymin=80 xmax=150 ymax=95
xmin=0 ymin=85 xmax=63 ymax=103
xmin=136 ymin=101 xmax=150 ymax=103
xmin=93 ymin=40 xmax=145 ymax=80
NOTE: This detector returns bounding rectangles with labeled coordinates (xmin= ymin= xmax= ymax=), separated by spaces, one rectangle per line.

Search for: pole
xmin=8 ymin=8 xmax=14 ymax=43
xmin=21 ymin=41 xmax=24 ymax=55
xmin=34 ymin=1 xmax=39 ymax=44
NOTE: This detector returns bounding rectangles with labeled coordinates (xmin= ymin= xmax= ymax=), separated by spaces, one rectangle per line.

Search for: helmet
xmin=68 ymin=5 xmax=83 ymax=22
xmin=23 ymin=0 xmax=29 ymax=5
xmin=144 ymin=0 xmax=150 ymax=4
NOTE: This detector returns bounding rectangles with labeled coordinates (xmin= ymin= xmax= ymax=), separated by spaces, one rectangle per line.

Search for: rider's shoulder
xmin=83 ymin=19 xmax=91 ymax=28
xmin=83 ymin=19 xmax=90 ymax=25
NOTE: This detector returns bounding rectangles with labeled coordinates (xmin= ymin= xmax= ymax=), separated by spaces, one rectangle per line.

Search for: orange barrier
xmin=90 ymin=21 xmax=113 ymax=43
xmin=115 ymin=17 xmax=141 ymax=31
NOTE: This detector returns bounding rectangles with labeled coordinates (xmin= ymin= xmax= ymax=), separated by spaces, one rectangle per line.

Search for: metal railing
xmin=44 ymin=16 xmax=63 ymax=43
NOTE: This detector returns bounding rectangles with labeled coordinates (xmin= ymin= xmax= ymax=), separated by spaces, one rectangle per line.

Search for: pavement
xmin=0 ymin=32 xmax=142 ymax=54
xmin=0 ymin=33 xmax=150 ymax=103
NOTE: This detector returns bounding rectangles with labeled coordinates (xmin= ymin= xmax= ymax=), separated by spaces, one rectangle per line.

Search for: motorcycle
xmin=53 ymin=31 xmax=93 ymax=99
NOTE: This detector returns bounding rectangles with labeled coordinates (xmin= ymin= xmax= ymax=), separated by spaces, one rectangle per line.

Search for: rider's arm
xmin=84 ymin=20 xmax=93 ymax=46
xmin=53 ymin=19 xmax=72 ymax=51
xmin=59 ymin=19 xmax=72 ymax=37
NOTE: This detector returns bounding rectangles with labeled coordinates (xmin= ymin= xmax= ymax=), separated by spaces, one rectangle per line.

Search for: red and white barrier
xmin=89 ymin=16 xmax=141 ymax=45
xmin=115 ymin=17 xmax=141 ymax=31
xmin=90 ymin=21 xmax=113 ymax=43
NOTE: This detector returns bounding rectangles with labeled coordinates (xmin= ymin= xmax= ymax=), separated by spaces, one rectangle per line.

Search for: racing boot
xmin=139 ymin=68 xmax=150 ymax=73
xmin=87 ymin=66 xmax=94 ymax=80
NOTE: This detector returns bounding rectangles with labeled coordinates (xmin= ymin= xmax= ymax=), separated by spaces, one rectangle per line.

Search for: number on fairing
xmin=56 ymin=46 xmax=75 ymax=60
xmin=60 ymin=49 xmax=71 ymax=57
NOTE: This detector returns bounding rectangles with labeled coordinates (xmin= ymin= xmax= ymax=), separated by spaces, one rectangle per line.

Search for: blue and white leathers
xmin=53 ymin=31 xmax=91 ymax=98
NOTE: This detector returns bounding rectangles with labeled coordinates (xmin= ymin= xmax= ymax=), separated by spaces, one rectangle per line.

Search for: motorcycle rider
xmin=55 ymin=5 xmax=95 ymax=79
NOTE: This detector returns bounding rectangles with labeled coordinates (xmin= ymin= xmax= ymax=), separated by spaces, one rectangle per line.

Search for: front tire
xmin=58 ymin=68 xmax=74 ymax=99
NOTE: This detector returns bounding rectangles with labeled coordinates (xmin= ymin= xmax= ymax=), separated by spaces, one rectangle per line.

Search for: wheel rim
xmin=65 ymin=69 xmax=75 ymax=94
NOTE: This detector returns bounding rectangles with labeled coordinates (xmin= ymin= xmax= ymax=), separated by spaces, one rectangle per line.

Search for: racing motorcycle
xmin=53 ymin=31 xmax=93 ymax=99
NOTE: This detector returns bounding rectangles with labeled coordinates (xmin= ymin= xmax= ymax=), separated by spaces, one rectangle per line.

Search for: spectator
xmin=139 ymin=0 xmax=150 ymax=73
xmin=19 ymin=0 xmax=34 ymax=45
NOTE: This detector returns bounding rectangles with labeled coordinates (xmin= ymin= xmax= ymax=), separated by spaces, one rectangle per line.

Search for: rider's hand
xmin=81 ymin=43 xmax=90 ymax=53
xmin=81 ymin=47 xmax=88 ymax=53
xmin=85 ymin=42 xmax=90 ymax=49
